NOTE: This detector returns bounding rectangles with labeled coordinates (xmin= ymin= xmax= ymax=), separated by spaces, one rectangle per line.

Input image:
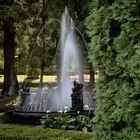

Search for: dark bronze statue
xmin=71 ymin=80 xmax=84 ymax=111
xmin=18 ymin=81 xmax=30 ymax=109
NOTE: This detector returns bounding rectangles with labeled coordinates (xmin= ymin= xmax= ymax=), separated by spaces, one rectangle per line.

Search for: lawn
xmin=0 ymin=112 xmax=5 ymax=117
xmin=0 ymin=96 xmax=16 ymax=111
xmin=0 ymin=124 xmax=92 ymax=140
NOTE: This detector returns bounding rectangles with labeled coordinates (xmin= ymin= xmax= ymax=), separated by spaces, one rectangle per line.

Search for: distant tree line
xmin=0 ymin=0 xmax=92 ymax=95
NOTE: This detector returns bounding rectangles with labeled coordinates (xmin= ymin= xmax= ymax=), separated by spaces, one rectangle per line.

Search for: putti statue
xmin=17 ymin=81 xmax=30 ymax=109
xmin=71 ymin=80 xmax=84 ymax=111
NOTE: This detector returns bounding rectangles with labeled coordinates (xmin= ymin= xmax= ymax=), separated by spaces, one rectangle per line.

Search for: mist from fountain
xmin=16 ymin=7 xmax=93 ymax=112
xmin=58 ymin=7 xmax=84 ymax=109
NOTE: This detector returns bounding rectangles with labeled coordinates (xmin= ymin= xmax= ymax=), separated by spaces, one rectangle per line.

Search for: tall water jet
xmin=58 ymin=7 xmax=84 ymax=109
xmin=16 ymin=8 xmax=94 ymax=113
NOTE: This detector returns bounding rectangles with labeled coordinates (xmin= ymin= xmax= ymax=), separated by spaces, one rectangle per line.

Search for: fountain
xmin=71 ymin=80 xmax=84 ymax=111
xmin=13 ymin=7 xmax=94 ymax=117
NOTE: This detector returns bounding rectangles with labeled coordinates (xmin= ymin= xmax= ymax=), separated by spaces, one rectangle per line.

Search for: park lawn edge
xmin=0 ymin=124 xmax=92 ymax=140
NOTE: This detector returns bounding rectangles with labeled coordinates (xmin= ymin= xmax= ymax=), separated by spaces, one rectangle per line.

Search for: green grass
xmin=0 ymin=112 xmax=5 ymax=117
xmin=0 ymin=96 xmax=17 ymax=111
xmin=0 ymin=124 xmax=92 ymax=140
xmin=0 ymin=112 xmax=5 ymax=123
xmin=0 ymin=96 xmax=16 ymax=105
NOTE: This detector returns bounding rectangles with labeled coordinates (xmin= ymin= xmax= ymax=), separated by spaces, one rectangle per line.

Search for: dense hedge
xmin=86 ymin=0 xmax=140 ymax=139
xmin=0 ymin=124 xmax=92 ymax=140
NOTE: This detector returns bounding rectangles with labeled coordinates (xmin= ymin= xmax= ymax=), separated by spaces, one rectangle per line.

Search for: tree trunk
xmin=89 ymin=63 xmax=95 ymax=85
xmin=2 ymin=20 xmax=18 ymax=96
xmin=39 ymin=58 xmax=45 ymax=88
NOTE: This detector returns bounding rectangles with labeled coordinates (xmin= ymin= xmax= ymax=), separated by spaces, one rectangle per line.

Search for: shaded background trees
xmin=0 ymin=0 xmax=92 ymax=95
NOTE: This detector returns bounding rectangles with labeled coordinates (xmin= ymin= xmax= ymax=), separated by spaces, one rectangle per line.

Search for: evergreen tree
xmin=86 ymin=0 xmax=140 ymax=139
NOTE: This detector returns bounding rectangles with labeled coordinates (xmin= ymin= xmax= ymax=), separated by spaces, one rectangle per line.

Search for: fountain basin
xmin=6 ymin=106 xmax=94 ymax=118
xmin=5 ymin=107 xmax=94 ymax=126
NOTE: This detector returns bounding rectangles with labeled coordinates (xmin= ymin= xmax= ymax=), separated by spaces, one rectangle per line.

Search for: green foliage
xmin=0 ymin=96 xmax=16 ymax=111
xmin=0 ymin=1 xmax=27 ymax=22
xmin=0 ymin=112 xmax=5 ymax=117
xmin=27 ymin=67 xmax=39 ymax=77
xmin=41 ymin=113 xmax=93 ymax=132
xmin=69 ymin=115 xmax=93 ymax=131
xmin=0 ymin=0 xmax=91 ymax=75
xmin=0 ymin=124 xmax=92 ymax=140
xmin=54 ymin=114 xmax=71 ymax=130
xmin=86 ymin=0 xmax=140 ymax=139
xmin=40 ymin=114 xmax=54 ymax=128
